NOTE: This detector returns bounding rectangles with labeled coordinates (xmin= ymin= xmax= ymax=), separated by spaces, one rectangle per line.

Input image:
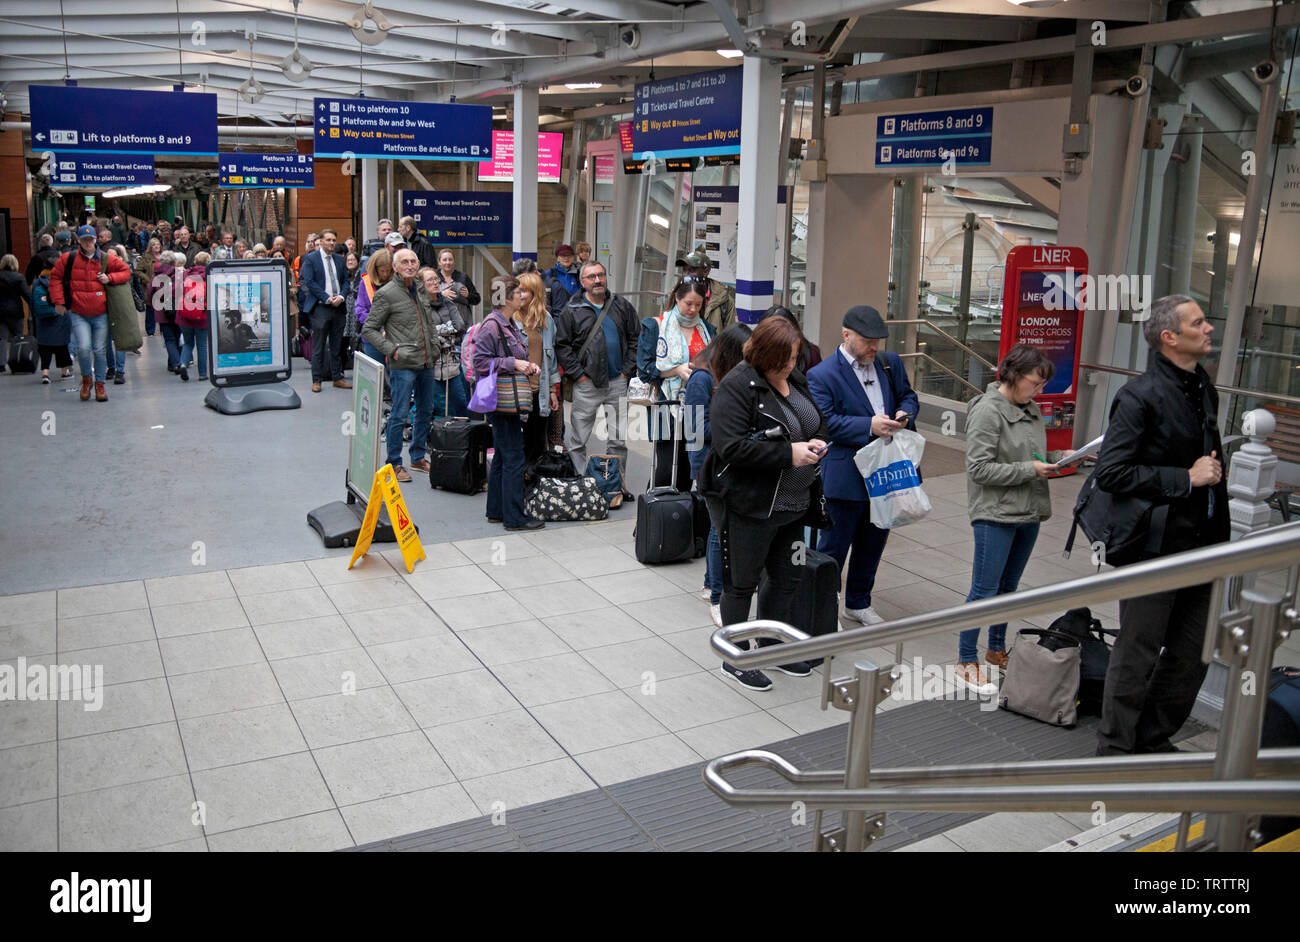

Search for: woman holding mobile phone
xmin=959 ymin=343 xmax=1066 ymax=693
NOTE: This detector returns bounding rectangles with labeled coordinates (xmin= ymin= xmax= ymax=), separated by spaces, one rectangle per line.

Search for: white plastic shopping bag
xmin=853 ymin=429 xmax=932 ymax=529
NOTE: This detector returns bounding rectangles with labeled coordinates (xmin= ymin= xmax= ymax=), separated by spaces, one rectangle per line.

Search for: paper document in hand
xmin=1056 ymin=433 xmax=1104 ymax=467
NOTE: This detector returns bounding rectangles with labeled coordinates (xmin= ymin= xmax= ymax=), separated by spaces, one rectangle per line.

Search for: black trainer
xmin=505 ymin=518 xmax=544 ymax=531
xmin=756 ymin=638 xmax=811 ymax=677
xmin=721 ymin=663 xmax=772 ymax=692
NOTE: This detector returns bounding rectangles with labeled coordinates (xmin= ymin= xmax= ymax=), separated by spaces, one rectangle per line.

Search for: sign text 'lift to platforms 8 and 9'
xmin=29 ymin=85 xmax=218 ymax=156
xmin=313 ymin=97 xmax=493 ymax=160
xmin=219 ymin=153 xmax=314 ymax=189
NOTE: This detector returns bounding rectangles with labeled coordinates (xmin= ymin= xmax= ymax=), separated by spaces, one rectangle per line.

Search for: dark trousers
xmin=716 ymin=504 xmax=804 ymax=634
xmin=486 ymin=412 xmax=528 ymax=527
xmin=1097 ymin=583 xmax=1212 ymax=755
xmin=39 ymin=344 xmax=73 ymax=369
xmin=309 ymin=302 xmax=346 ymax=382
xmin=522 ymin=389 xmax=548 ymax=464
xmin=158 ymin=323 xmax=182 ymax=370
xmin=818 ymin=498 xmax=890 ymax=610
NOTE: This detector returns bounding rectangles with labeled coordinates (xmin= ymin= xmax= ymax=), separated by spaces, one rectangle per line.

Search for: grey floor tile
xmin=383 ymin=542 xmax=472 ymax=573
xmin=57 ymin=580 xmax=149 ymax=619
xmin=0 ymin=741 xmax=57 ymax=808
xmin=56 ymin=608 xmax=156 ymax=654
xmin=425 ymin=709 xmax=567 ymax=780
xmin=158 ymin=626 xmax=267 ymax=676
xmin=509 ymin=580 xmax=610 ymax=619
xmin=58 ymin=722 xmax=189 ymax=794
xmin=238 ymin=586 xmax=338 ymax=627
xmin=144 ymin=571 xmax=235 ymax=608
xmin=271 ymin=647 xmax=387 ymax=701
xmin=580 ymin=636 xmax=702 ymax=689
xmin=460 ymin=757 xmax=596 ymax=816
xmin=63 ymin=639 xmax=164 ymax=688
xmin=179 ymin=701 xmax=309 ymax=771
xmin=551 ymin=546 xmax=645 ymax=580
xmin=889 ymin=547 xmax=977 ymax=579
xmin=620 ymin=593 xmax=715 ymax=635
xmin=430 ymin=592 xmax=534 ymax=631
xmin=227 ymin=561 xmax=318 ymax=597
xmin=305 ymin=552 xmax=395 ymax=585
xmin=520 ymin=524 xmax=614 ymax=554
xmin=541 ymin=605 xmax=655 ymax=651
xmin=584 ymin=570 xmax=685 ymax=606
xmin=0 ymin=621 xmax=55 ymax=660
xmin=395 ymin=670 xmax=519 ymax=728
xmin=767 ymin=697 xmax=851 ymax=735
xmin=493 ymin=652 xmax=617 ymax=707
xmin=168 ymin=662 xmax=286 ymax=719
xmin=323 ymin=575 xmax=422 ymax=614
xmin=253 ymin=614 xmax=360 ymax=661
xmin=0 ymin=798 xmax=57 ymax=851
xmin=366 ymin=631 xmax=481 ymax=683
xmin=344 ymin=602 xmax=449 ymax=646
xmin=531 ymin=690 xmax=670 ymax=755
xmin=314 ymin=730 xmax=456 ymax=806
xmin=944 ymin=812 xmax=1082 ymax=852
xmin=207 ymin=809 xmax=355 ymax=852
xmin=142 ymin=836 xmax=210 ymax=852
xmin=576 ymin=733 xmax=702 ymax=787
xmin=0 ymin=698 xmax=56 ymax=750
xmin=453 ymin=534 xmax=543 ymax=565
xmin=340 ymin=782 xmax=481 ymax=846
xmin=0 ymin=590 xmax=56 ymax=628
xmin=290 ymin=686 xmax=418 ymax=750
xmin=193 ymin=753 xmax=335 ymax=835
xmin=456 ymin=619 xmax=569 ymax=667
xmin=60 ymin=774 xmax=198 ymax=851
xmin=676 ymin=712 xmax=801 ymax=761
xmin=404 ymin=565 xmax=501 ymax=602
xmin=482 ymin=555 xmax=575 ymax=591
xmin=150 ymin=597 xmax=251 ymax=639
xmin=632 ymin=671 xmax=758 ymax=732
xmin=893 ymin=833 xmax=966 ymax=852
xmin=58 ymin=677 xmax=175 ymax=739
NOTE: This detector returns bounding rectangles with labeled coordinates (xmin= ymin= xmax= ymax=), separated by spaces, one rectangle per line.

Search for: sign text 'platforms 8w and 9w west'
xmin=313 ymin=97 xmax=493 ymax=161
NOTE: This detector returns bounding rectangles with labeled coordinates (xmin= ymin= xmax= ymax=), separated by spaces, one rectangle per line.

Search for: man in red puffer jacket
xmin=49 ymin=224 xmax=131 ymax=401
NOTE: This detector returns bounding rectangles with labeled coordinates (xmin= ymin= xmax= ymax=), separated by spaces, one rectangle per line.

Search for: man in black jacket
xmin=1094 ymin=294 xmax=1230 ymax=755
xmin=554 ymin=261 xmax=640 ymax=478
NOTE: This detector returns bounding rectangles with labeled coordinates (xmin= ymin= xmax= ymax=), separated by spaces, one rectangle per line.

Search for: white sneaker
xmin=698 ymin=586 xmax=712 ymax=601
xmin=710 ymin=604 xmax=723 ymax=628
xmin=843 ymin=606 xmax=885 ymax=625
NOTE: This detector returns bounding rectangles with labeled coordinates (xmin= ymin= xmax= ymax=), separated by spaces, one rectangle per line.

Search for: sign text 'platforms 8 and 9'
xmin=219 ymin=152 xmax=314 ymax=189
xmin=313 ymin=96 xmax=492 ymax=161
xmin=401 ymin=191 xmax=512 ymax=246
xmin=50 ymin=153 xmax=154 ymax=188
xmin=875 ymin=106 xmax=993 ymax=168
xmin=477 ymin=131 xmax=564 ymax=183
xmin=632 ymin=67 xmax=742 ymax=161
xmin=29 ymin=84 xmax=218 ymax=156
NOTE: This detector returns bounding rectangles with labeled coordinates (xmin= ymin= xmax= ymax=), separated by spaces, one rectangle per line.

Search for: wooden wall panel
xmin=0 ymin=115 xmax=31 ymax=268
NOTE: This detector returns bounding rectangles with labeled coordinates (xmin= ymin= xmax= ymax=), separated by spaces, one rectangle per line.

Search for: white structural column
xmin=735 ymin=51 xmax=782 ymax=323
xmin=361 ymin=159 xmax=380 ymax=237
xmin=513 ymin=84 xmax=539 ymax=262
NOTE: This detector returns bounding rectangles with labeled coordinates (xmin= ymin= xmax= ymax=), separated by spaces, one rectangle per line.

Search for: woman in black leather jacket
xmin=699 ymin=315 xmax=830 ymax=692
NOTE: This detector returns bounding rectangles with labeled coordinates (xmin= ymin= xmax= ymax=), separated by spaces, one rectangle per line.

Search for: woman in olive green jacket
xmin=956 ymin=343 xmax=1065 ymax=693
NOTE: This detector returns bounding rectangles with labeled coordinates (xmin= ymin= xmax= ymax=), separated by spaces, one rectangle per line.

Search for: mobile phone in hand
xmin=813 ymin=441 xmax=834 ymax=455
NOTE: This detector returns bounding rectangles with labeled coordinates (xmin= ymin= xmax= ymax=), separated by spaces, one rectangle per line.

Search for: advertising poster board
xmin=206 ymin=258 xmax=292 ymax=386
xmin=349 ymin=353 xmax=385 ymax=503
xmin=691 ymin=186 xmax=788 ymax=290
xmin=477 ymin=131 xmax=563 ymax=183
xmin=999 ymin=245 xmax=1088 ymax=452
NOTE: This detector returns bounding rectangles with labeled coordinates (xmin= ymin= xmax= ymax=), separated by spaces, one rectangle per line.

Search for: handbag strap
xmin=576 ymin=302 xmax=611 ymax=363
xmin=1018 ymin=627 xmax=1081 ymax=646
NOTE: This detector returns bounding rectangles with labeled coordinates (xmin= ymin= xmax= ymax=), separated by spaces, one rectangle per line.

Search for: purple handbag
xmin=468 ymin=358 xmax=499 ymax=412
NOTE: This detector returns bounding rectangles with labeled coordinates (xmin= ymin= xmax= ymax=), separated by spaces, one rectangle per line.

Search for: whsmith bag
xmin=853 ymin=428 xmax=932 ymax=529
xmin=102 ymin=255 xmax=143 ymax=353
xmin=525 ymin=477 xmax=609 ymax=522
xmin=999 ymin=627 xmax=1081 ymax=726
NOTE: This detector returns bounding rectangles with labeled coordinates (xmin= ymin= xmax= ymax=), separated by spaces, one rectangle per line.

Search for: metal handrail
xmin=888 ymin=317 xmax=998 ymax=371
xmin=1081 ymin=360 xmax=1300 ymax=410
xmin=896 ymin=351 xmax=983 ymax=397
xmin=709 ymin=520 xmax=1300 ymax=670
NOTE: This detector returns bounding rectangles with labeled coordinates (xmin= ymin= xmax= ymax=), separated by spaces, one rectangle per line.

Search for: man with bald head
xmin=362 ymin=248 xmax=439 ymax=482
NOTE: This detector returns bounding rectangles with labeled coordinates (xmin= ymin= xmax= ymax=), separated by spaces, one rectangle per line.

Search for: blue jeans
xmin=486 ymin=412 xmax=527 ymax=527
xmin=70 ymin=312 xmax=109 ymax=382
xmin=180 ymin=327 xmax=210 ymax=379
xmin=430 ymin=373 xmax=470 ymax=419
xmin=386 ymin=367 xmax=435 ymax=468
xmin=959 ymin=520 xmax=1040 ymax=662
xmin=105 ymin=334 xmax=126 ymax=376
xmin=705 ymin=526 xmax=723 ymax=604
xmin=159 ymin=323 xmax=182 ymax=370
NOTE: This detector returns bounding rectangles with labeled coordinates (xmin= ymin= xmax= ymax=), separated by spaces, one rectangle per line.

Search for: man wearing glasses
xmin=675 ymin=249 xmax=735 ymax=332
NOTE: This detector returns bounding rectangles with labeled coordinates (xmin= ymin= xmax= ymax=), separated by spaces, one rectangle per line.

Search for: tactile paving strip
xmin=351 ymin=701 xmax=1204 ymax=852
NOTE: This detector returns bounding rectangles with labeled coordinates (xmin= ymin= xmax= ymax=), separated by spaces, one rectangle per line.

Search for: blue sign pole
xmin=632 ymin=67 xmax=742 ymax=160
xmin=219 ymin=153 xmax=315 ymax=188
xmin=50 ymin=153 xmax=155 ymax=188
xmin=29 ymin=85 xmax=218 ymax=156
xmin=400 ymin=191 xmax=512 ymax=245
xmin=314 ymin=97 xmax=493 ymax=160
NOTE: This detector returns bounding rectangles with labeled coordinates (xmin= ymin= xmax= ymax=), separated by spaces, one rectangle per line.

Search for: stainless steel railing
xmin=705 ymin=520 xmax=1300 ymax=852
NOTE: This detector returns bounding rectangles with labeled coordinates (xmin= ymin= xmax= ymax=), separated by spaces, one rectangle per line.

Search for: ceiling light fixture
xmin=280 ymin=0 xmax=314 ymax=83
xmin=101 ymin=183 xmax=173 ymax=199
xmin=238 ymin=32 xmax=264 ymax=103
xmin=565 ymin=82 xmax=602 ymax=90
xmin=716 ymin=49 xmax=744 ymax=59
xmin=349 ymin=1 xmax=392 ymax=46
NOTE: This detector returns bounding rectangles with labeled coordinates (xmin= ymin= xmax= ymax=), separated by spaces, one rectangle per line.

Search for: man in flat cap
xmin=676 ymin=249 xmax=735 ymax=332
xmin=806 ymin=305 xmax=919 ymax=625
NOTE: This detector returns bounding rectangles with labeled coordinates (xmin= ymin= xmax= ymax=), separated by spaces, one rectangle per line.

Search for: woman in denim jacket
xmin=514 ymin=270 xmax=561 ymax=462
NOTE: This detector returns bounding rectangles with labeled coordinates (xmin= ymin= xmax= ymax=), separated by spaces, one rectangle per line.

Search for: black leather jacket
xmin=700 ymin=360 xmax=830 ymax=521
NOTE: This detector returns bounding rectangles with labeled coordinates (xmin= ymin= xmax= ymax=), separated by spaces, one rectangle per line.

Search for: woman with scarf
xmin=648 ymin=279 xmax=714 ymax=490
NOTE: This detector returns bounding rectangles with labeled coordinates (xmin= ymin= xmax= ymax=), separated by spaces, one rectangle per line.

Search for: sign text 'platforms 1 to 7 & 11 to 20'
xmin=313 ymin=97 xmax=493 ymax=161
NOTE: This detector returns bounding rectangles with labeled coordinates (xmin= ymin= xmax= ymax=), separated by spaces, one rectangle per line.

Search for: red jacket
xmin=175 ymin=265 xmax=208 ymax=329
xmin=49 ymin=248 xmax=131 ymax=317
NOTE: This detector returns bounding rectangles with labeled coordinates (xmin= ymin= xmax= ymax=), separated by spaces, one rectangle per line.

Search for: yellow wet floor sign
xmin=348 ymin=463 xmax=426 ymax=573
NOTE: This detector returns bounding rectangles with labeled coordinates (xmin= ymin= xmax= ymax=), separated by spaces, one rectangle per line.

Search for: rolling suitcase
xmin=759 ymin=527 xmax=840 ymax=665
xmin=634 ymin=402 xmax=696 ymax=564
xmin=6 ymin=334 xmax=38 ymax=373
xmin=427 ymin=396 xmax=490 ymax=494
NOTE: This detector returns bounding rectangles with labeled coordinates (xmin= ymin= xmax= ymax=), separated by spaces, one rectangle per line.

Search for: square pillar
xmin=735 ymin=53 xmax=782 ymax=323
xmin=513 ymin=84 xmax=539 ymax=261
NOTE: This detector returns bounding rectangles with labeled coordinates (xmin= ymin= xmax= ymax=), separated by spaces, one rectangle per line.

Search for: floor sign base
xmin=204 ymin=382 xmax=302 ymax=415
xmin=307 ymin=500 xmax=401 ymax=548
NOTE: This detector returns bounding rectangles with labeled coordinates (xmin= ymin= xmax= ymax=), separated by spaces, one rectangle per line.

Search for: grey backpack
xmin=998 ymin=628 xmax=1080 ymax=727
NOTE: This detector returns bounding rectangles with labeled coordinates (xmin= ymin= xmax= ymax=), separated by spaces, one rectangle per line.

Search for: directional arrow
xmin=319 ymin=102 xmax=325 ymax=110
xmin=35 ymin=132 xmax=45 ymax=141
xmin=318 ymin=129 xmax=324 ymax=136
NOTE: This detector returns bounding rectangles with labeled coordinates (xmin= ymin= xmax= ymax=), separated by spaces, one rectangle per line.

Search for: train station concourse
xmin=0 ymin=0 xmax=1298 ymax=880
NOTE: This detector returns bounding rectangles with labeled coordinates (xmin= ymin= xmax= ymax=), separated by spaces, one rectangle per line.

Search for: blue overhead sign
xmin=632 ymin=67 xmax=742 ymax=160
xmin=313 ymin=97 xmax=493 ymax=161
xmin=219 ymin=152 xmax=315 ymax=188
xmin=50 ymin=153 xmax=154 ymax=188
xmin=400 ymin=191 xmax=511 ymax=245
xmin=29 ymin=85 xmax=218 ymax=156
xmin=874 ymin=106 xmax=992 ymax=167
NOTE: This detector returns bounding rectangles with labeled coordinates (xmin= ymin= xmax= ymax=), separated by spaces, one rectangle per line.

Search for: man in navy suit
xmin=807 ymin=305 xmax=919 ymax=625
xmin=299 ymin=228 xmax=351 ymax=392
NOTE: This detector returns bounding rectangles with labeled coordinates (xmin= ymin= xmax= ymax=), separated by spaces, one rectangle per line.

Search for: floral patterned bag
xmin=525 ymin=477 xmax=609 ymax=522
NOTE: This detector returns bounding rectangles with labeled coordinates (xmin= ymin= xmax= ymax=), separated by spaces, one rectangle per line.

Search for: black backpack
xmin=1045 ymin=607 xmax=1116 ymax=716
xmin=1064 ymin=469 xmax=1169 ymax=568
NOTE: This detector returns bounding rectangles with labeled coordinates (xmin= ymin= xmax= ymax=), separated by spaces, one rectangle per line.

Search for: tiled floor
xmin=1 ymin=466 xmax=1293 ymax=852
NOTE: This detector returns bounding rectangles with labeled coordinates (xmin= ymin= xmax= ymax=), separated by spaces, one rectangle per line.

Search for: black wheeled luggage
xmin=428 ymin=416 xmax=490 ymax=494
xmin=759 ymin=527 xmax=840 ymax=665
xmin=7 ymin=335 xmax=38 ymax=373
xmin=634 ymin=401 xmax=697 ymax=564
